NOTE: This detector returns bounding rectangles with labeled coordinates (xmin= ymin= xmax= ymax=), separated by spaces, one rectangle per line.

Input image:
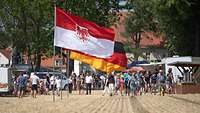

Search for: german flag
xmin=70 ymin=42 xmax=127 ymax=73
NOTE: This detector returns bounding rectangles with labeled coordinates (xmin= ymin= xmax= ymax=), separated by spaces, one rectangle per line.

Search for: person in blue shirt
xmin=157 ymin=70 xmax=166 ymax=96
xmin=129 ymin=73 xmax=137 ymax=97
xmin=123 ymin=72 xmax=130 ymax=96
xmin=17 ymin=73 xmax=26 ymax=98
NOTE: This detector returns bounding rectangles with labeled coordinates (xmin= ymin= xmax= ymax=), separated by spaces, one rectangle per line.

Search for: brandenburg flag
xmin=54 ymin=7 xmax=115 ymax=58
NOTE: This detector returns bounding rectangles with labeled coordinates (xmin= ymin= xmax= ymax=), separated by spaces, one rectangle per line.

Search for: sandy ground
xmin=0 ymin=91 xmax=200 ymax=113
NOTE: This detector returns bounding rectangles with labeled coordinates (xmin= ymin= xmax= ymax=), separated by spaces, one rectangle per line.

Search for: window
xmin=55 ymin=60 xmax=63 ymax=67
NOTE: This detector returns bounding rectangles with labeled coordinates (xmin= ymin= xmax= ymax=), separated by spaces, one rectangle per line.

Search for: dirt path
xmin=135 ymin=94 xmax=200 ymax=113
xmin=0 ymin=91 xmax=133 ymax=113
xmin=1 ymin=91 xmax=200 ymax=113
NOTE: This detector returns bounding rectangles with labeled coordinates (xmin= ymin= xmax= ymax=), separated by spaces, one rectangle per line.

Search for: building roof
xmin=168 ymin=61 xmax=200 ymax=67
xmin=139 ymin=32 xmax=165 ymax=48
xmin=0 ymin=48 xmax=12 ymax=59
xmin=40 ymin=55 xmax=66 ymax=68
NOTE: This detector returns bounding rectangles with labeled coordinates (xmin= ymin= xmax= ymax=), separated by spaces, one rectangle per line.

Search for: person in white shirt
xmin=50 ymin=75 xmax=56 ymax=90
xmin=56 ymin=76 xmax=61 ymax=96
xmin=30 ymin=72 xmax=39 ymax=98
xmin=102 ymin=77 xmax=109 ymax=96
xmin=85 ymin=73 xmax=93 ymax=95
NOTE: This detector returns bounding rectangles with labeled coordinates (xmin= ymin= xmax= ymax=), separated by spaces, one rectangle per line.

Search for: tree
xmin=0 ymin=0 xmax=120 ymax=71
xmin=124 ymin=0 xmax=200 ymax=57
xmin=56 ymin=0 xmax=119 ymax=27
xmin=27 ymin=0 xmax=53 ymax=71
xmin=0 ymin=0 xmax=53 ymax=70
xmin=0 ymin=0 xmax=33 ymax=64
xmin=123 ymin=0 xmax=157 ymax=60
xmin=152 ymin=0 xmax=200 ymax=56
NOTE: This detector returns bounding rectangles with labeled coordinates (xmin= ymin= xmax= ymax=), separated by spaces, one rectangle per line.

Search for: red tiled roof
xmin=139 ymin=32 xmax=165 ymax=48
xmin=40 ymin=55 xmax=66 ymax=68
xmin=0 ymin=48 xmax=12 ymax=59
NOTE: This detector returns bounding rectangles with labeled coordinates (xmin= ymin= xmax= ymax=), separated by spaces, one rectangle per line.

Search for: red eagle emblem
xmin=75 ymin=25 xmax=89 ymax=42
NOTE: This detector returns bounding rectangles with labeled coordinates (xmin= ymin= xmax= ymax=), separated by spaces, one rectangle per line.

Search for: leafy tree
xmin=124 ymin=0 xmax=200 ymax=57
xmin=152 ymin=0 xmax=200 ymax=56
xmin=0 ymin=0 xmax=119 ymax=71
xmin=123 ymin=0 xmax=157 ymax=60
xmin=0 ymin=0 xmax=53 ymax=70
xmin=56 ymin=0 xmax=119 ymax=27
xmin=27 ymin=0 xmax=53 ymax=71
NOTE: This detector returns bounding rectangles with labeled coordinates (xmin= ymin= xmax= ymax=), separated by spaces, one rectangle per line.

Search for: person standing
xmin=102 ymin=77 xmax=109 ymax=96
xmin=56 ymin=76 xmax=61 ymax=96
xmin=120 ymin=76 xmax=124 ymax=96
xmin=23 ymin=72 xmax=29 ymax=93
xmin=144 ymin=71 xmax=151 ymax=93
xmin=166 ymin=68 xmax=174 ymax=94
xmin=44 ymin=76 xmax=50 ymax=95
xmin=30 ymin=72 xmax=39 ymax=98
xmin=129 ymin=74 xmax=137 ymax=97
xmin=76 ymin=74 xmax=83 ymax=95
xmin=85 ymin=73 xmax=93 ymax=95
xmin=68 ymin=76 xmax=73 ymax=94
xmin=17 ymin=73 xmax=26 ymax=98
xmin=124 ymin=72 xmax=131 ymax=96
xmin=72 ymin=73 xmax=77 ymax=90
xmin=157 ymin=70 xmax=166 ymax=96
xmin=50 ymin=75 xmax=56 ymax=91
xmin=108 ymin=74 xmax=115 ymax=96
xmin=100 ymin=75 xmax=106 ymax=89
xmin=114 ymin=74 xmax=121 ymax=95
xmin=150 ymin=71 xmax=158 ymax=95
xmin=135 ymin=71 xmax=141 ymax=95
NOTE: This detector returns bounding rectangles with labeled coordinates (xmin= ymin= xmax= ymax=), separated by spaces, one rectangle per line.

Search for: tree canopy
xmin=0 ymin=0 xmax=119 ymax=70
xmin=124 ymin=0 xmax=200 ymax=56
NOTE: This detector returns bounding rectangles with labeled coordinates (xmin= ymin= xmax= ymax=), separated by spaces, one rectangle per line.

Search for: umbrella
xmin=127 ymin=67 xmax=145 ymax=72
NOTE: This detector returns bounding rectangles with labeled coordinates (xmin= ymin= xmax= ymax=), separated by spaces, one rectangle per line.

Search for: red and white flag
xmin=54 ymin=7 xmax=115 ymax=58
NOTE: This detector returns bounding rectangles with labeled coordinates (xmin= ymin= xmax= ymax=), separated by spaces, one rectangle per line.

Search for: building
xmin=0 ymin=48 xmax=12 ymax=67
xmin=40 ymin=55 xmax=67 ymax=72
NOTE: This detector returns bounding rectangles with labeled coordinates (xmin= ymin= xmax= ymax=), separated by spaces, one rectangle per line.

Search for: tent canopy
xmin=168 ymin=61 xmax=200 ymax=76
xmin=127 ymin=60 xmax=149 ymax=68
xmin=127 ymin=67 xmax=145 ymax=72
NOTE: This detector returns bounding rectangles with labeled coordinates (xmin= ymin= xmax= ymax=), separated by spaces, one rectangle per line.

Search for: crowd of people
xmin=12 ymin=71 xmax=106 ymax=98
xmin=102 ymin=68 xmax=175 ymax=97
xmin=12 ymin=68 xmax=175 ymax=98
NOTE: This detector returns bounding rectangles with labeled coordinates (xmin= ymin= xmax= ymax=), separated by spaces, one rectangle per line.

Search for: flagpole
xmin=53 ymin=46 xmax=55 ymax=102
xmin=53 ymin=4 xmax=56 ymax=102
xmin=60 ymin=48 xmax=63 ymax=100
xmin=66 ymin=50 xmax=70 ymax=98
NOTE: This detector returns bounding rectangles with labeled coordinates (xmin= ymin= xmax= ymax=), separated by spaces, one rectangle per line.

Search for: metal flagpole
xmin=53 ymin=47 xmax=55 ymax=102
xmin=53 ymin=4 xmax=56 ymax=102
xmin=67 ymin=50 xmax=70 ymax=98
xmin=60 ymin=48 xmax=63 ymax=100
